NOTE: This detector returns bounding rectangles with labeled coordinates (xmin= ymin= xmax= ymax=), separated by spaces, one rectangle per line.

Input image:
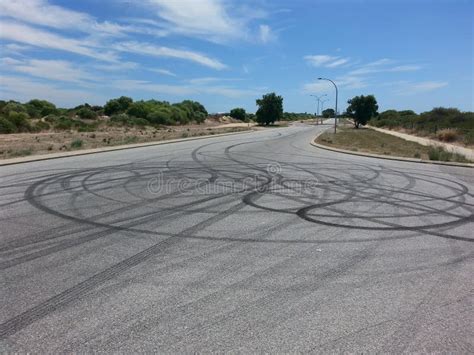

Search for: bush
xmin=26 ymin=99 xmax=57 ymax=117
xmin=71 ymin=139 xmax=83 ymax=149
xmin=2 ymin=102 xmax=27 ymax=114
xmin=54 ymin=116 xmax=75 ymax=130
xmin=0 ymin=117 xmax=16 ymax=134
xmin=437 ymin=129 xmax=459 ymax=142
xmin=110 ymin=113 xmax=148 ymax=127
xmin=34 ymin=121 xmax=50 ymax=131
xmin=147 ymin=110 xmax=173 ymax=125
xmin=7 ymin=111 xmax=31 ymax=132
xmin=110 ymin=113 xmax=130 ymax=124
xmin=77 ymin=107 xmax=98 ymax=120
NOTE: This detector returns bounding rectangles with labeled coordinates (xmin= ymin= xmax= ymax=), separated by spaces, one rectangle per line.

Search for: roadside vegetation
xmin=369 ymin=107 xmax=474 ymax=146
xmin=316 ymin=126 xmax=471 ymax=163
xmin=0 ymin=97 xmax=210 ymax=135
xmin=0 ymin=92 xmax=306 ymax=159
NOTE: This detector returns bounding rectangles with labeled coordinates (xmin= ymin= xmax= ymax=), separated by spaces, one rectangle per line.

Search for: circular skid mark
xmin=23 ymin=148 xmax=474 ymax=244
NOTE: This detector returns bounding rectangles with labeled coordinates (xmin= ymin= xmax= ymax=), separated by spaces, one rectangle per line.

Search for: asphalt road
xmin=1 ymin=122 xmax=473 ymax=352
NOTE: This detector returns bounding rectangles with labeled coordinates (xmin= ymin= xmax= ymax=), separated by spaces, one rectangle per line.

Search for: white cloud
xmin=0 ymin=0 xmax=130 ymax=36
xmin=188 ymin=77 xmax=244 ymax=85
xmin=141 ymin=0 xmax=271 ymax=43
xmin=0 ymin=21 xmax=118 ymax=62
xmin=0 ymin=0 xmax=92 ymax=30
xmin=395 ymin=81 xmax=448 ymax=95
xmin=326 ymin=58 xmax=350 ymax=68
xmin=145 ymin=0 xmax=243 ymax=42
xmin=388 ymin=65 xmax=421 ymax=72
xmin=0 ymin=75 xmax=106 ymax=106
xmin=348 ymin=62 xmax=421 ymax=75
xmin=3 ymin=43 xmax=32 ymax=56
xmin=258 ymin=25 xmax=275 ymax=43
xmin=2 ymin=58 xmax=95 ymax=83
xmin=149 ymin=68 xmax=177 ymax=76
xmin=114 ymin=42 xmax=226 ymax=70
xmin=365 ymin=58 xmax=393 ymax=67
xmin=304 ymin=55 xmax=350 ymax=68
xmin=94 ymin=62 xmax=139 ymax=72
xmin=109 ymin=79 xmax=259 ymax=98
xmin=303 ymin=76 xmax=368 ymax=93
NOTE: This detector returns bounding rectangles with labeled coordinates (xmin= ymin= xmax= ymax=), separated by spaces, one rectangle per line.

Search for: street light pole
xmin=320 ymin=98 xmax=329 ymax=115
xmin=318 ymin=78 xmax=338 ymax=133
xmin=310 ymin=94 xmax=327 ymax=116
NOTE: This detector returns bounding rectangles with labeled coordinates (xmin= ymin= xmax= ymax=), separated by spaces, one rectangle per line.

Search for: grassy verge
xmin=316 ymin=127 xmax=471 ymax=163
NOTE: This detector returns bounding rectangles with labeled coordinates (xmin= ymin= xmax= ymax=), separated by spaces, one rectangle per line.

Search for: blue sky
xmin=0 ymin=0 xmax=472 ymax=113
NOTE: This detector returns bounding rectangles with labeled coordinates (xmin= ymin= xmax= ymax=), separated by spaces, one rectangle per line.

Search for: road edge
xmin=0 ymin=130 xmax=253 ymax=167
xmin=310 ymin=136 xmax=474 ymax=168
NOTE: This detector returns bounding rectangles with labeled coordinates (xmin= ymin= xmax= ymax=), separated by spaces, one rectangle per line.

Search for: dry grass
xmin=316 ymin=127 xmax=471 ymax=163
xmin=0 ymin=124 xmax=250 ymax=159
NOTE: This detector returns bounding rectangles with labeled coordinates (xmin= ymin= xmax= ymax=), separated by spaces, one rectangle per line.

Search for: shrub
xmin=71 ymin=139 xmax=83 ymax=149
xmin=110 ymin=113 xmax=130 ymax=124
xmin=147 ymin=110 xmax=173 ymax=125
xmin=34 ymin=121 xmax=50 ymax=131
xmin=54 ymin=116 xmax=75 ymax=130
xmin=2 ymin=102 xmax=27 ymax=114
xmin=26 ymin=99 xmax=57 ymax=117
xmin=77 ymin=107 xmax=98 ymax=120
xmin=0 ymin=117 xmax=16 ymax=134
xmin=129 ymin=117 xmax=149 ymax=126
xmin=437 ymin=129 xmax=459 ymax=142
xmin=7 ymin=111 xmax=31 ymax=132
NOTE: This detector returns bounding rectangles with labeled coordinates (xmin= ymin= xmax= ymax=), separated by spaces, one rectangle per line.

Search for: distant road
xmin=1 ymin=123 xmax=473 ymax=352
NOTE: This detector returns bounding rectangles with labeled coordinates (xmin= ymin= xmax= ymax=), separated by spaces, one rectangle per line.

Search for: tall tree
xmin=346 ymin=95 xmax=379 ymax=128
xmin=229 ymin=108 xmax=246 ymax=121
xmin=322 ymin=108 xmax=335 ymax=118
xmin=256 ymin=92 xmax=283 ymax=125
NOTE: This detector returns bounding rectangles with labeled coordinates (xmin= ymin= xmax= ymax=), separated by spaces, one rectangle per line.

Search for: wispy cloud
xmin=395 ymin=81 xmax=448 ymax=95
xmin=0 ymin=21 xmax=118 ymax=62
xmin=348 ymin=61 xmax=421 ymax=75
xmin=188 ymin=77 xmax=244 ymax=85
xmin=304 ymin=55 xmax=350 ymax=68
xmin=0 ymin=0 xmax=128 ymax=36
xmin=258 ymin=25 xmax=276 ymax=43
xmin=0 ymin=75 xmax=106 ymax=106
xmin=114 ymin=42 xmax=226 ymax=70
xmin=149 ymin=68 xmax=177 ymax=77
xmin=303 ymin=75 xmax=368 ymax=93
xmin=1 ymin=57 xmax=96 ymax=83
xmin=109 ymin=79 xmax=259 ymax=98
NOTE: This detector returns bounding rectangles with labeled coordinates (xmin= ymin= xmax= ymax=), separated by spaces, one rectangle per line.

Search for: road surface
xmin=1 ymin=123 xmax=473 ymax=352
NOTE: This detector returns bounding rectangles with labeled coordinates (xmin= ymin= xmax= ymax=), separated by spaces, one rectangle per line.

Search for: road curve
xmin=1 ymin=123 xmax=473 ymax=352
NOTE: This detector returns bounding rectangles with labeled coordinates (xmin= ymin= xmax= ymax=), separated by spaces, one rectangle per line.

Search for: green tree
xmin=256 ymin=92 xmax=283 ymax=125
xmin=229 ymin=108 xmax=246 ymax=121
xmin=104 ymin=99 xmax=121 ymax=116
xmin=26 ymin=99 xmax=57 ymax=117
xmin=117 ymin=96 xmax=133 ymax=112
xmin=322 ymin=108 xmax=335 ymax=118
xmin=346 ymin=95 xmax=379 ymax=128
